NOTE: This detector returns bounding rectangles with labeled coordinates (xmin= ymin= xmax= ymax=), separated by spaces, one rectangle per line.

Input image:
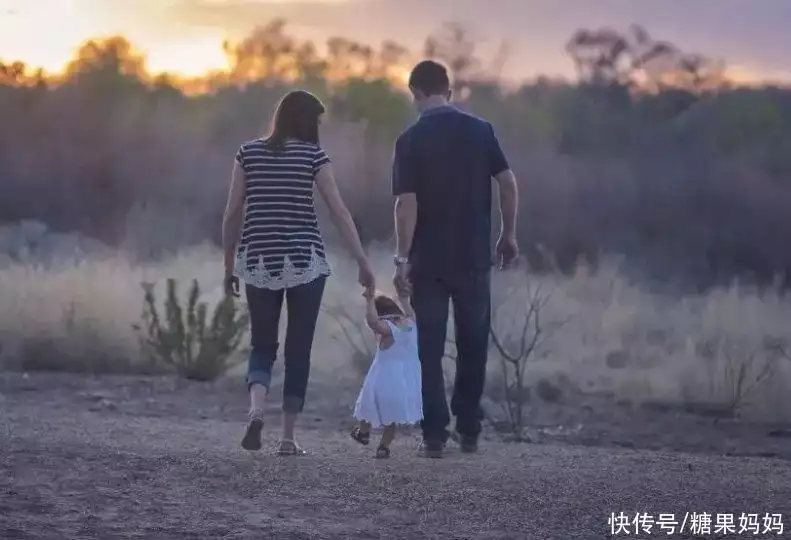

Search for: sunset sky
xmin=1 ymin=0 xmax=790 ymax=83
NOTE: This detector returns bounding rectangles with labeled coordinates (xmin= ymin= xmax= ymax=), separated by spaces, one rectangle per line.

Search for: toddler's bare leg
xmin=379 ymin=424 xmax=396 ymax=447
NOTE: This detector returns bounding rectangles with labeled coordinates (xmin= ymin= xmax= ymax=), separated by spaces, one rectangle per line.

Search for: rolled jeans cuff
xmin=282 ymin=395 xmax=304 ymax=414
xmin=246 ymin=370 xmax=271 ymax=390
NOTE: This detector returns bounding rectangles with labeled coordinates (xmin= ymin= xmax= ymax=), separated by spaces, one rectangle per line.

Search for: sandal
xmin=241 ymin=409 xmax=264 ymax=451
xmin=277 ymin=439 xmax=306 ymax=456
xmin=350 ymin=426 xmax=370 ymax=446
xmin=375 ymin=445 xmax=391 ymax=459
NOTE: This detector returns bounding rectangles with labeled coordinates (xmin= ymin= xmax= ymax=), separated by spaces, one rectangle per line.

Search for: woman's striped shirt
xmin=233 ymin=138 xmax=332 ymax=290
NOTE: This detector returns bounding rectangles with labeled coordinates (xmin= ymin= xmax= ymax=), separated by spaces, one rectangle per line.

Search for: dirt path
xmin=1 ymin=374 xmax=790 ymax=539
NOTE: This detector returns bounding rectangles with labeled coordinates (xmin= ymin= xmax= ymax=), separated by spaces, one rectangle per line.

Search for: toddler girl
xmin=350 ymin=288 xmax=422 ymax=458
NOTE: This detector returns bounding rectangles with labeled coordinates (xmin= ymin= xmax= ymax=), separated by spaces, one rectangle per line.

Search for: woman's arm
xmin=222 ymin=159 xmax=246 ymax=278
xmin=315 ymin=164 xmax=369 ymax=266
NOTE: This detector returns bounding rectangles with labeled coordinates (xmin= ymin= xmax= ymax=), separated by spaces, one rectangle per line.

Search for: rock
xmin=535 ymin=378 xmax=562 ymax=403
xmin=518 ymin=427 xmax=543 ymax=443
xmin=79 ymin=391 xmax=113 ymax=403
xmin=605 ymin=350 xmax=629 ymax=369
xmin=89 ymin=398 xmax=117 ymax=411
xmin=540 ymin=423 xmax=583 ymax=437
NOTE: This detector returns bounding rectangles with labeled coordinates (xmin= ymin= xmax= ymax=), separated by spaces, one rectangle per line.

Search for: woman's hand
xmin=224 ymin=275 xmax=240 ymax=298
xmin=358 ymin=259 xmax=376 ymax=291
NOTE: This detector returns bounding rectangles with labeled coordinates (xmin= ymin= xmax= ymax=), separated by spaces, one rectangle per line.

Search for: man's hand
xmin=392 ymin=263 xmax=412 ymax=297
xmin=224 ymin=275 xmax=240 ymax=297
xmin=495 ymin=233 xmax=519 ymax=270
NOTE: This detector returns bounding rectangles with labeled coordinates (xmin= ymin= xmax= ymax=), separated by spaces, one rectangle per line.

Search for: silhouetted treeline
xmin=2 ymin=21 xmax=791 ymax=289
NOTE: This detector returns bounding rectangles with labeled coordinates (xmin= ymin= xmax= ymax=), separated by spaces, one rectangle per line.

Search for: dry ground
xmin=1 ymin=373 xmax=790 ymax=540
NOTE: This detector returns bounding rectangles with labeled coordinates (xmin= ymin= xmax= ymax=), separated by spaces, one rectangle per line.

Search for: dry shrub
xmin=1 ymin=243 xmax=790 ymax=424
xmin=133 ymin=278 xmax=249 ymax=381
xmin=483 ymin=267 xmax=569 ymax=437
xmin=0 ymin=244 xmax=222 ymax=374
xmin=516 ymin=262 xmax=791 ymax=423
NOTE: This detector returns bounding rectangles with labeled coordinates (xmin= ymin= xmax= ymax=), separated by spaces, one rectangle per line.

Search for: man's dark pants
xmin=411 ymin=270 xmax=491 ymax=443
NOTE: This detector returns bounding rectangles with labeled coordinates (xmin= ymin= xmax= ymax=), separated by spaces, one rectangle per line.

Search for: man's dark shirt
xmin=392 ymin=105 xmax=510 ymax=278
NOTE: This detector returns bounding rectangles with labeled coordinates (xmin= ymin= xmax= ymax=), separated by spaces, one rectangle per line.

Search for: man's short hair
xmin=408 ymin=60 xmax=451 ymax=96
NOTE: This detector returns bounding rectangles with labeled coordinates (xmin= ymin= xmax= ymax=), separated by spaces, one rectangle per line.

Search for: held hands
xmin=392 ymin=262 xmax=412 ymax=297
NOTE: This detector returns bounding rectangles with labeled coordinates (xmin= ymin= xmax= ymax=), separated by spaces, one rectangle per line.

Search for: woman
xmin=222 ymin=90 xmax=375 ymax=455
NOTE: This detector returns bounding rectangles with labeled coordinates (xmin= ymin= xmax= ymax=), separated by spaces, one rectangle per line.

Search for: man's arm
xmin=394 ymin=195 xmax=417 ymax=259
xmin=487 ymin=122 xmax=519 ymax=266
xmin=495 ymin=169 xmax=518 ymax=240
xmin=487 ymin=123 xmax=518 ymax=240
xmin=392 ymin=134 xmax=418 ymax=261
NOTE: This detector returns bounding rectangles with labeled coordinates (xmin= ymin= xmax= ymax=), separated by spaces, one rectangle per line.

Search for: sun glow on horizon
xmin=725 ymin=64 xmax=791 ymax=87
xmin=1 ymin=0 xmax=789 ymax=86
xmin=0 ymin=0 xmax=103 ymax=73
xmin=145 ymin=36 xmax=230 ymax=77
xmin=0 ymin=0 xmax=234 ymax=76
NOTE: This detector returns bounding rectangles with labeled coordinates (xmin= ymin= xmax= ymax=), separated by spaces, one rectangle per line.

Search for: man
xmin=392 ymin=60 xmax=519 ymax=458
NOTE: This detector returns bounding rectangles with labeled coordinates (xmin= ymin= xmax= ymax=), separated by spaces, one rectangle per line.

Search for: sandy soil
xmin=1 ymin=372 xmax=790 ymax=539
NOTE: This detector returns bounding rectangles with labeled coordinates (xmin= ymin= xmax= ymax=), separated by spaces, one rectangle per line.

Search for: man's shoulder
xmin=454 ymin=108 xmax=493 ymax=131
xmin=396 ymin=122 xmax=419 ymax=142
xmin=394 ymin=123 xmax=423 ymax=156
xmin=433 ymin=107 xmax=493 ymax=136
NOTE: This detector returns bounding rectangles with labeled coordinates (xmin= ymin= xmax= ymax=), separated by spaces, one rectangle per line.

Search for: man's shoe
xmin=419 ymin=439 xmax=444 ymax=458
xmin=458 ymin=435 xmax=478 ymax=454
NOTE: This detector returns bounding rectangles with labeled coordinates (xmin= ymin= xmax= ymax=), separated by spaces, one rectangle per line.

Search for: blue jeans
xmin=410 ymin=271 xmax=491 ymax=443
xmin=245 ymin=276 xmax=326 ymax=413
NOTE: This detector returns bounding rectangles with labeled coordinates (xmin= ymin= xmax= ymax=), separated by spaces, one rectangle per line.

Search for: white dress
xmin=353 ymin=318 xmax=423 ymax=428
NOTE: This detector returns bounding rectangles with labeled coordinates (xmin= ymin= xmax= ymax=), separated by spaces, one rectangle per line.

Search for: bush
xmin=487 ymin=269 xmax=569 ymax=438
xmin=133 ymin=278 xmax=249 ymax=381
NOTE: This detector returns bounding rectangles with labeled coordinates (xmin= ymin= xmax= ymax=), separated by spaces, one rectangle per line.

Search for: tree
xmin=423 ymin=22 xmax=480 ymax=98
xmin=0 ymin=61 xmax=29 ymax=86
xmin=223 ymin=19 xmax=318 ymax=84
xmin=566 ymin=27 xmax=633 ymax=86
xmin=65 ymin=36 xmax=147 ymax=82
xmin=567 ymin=24 xmax=725 ymax=93
xmin=423 ymin=22 xmax=511 ymax=99
xmin=326 ymin=37 xmax=376 ymax=81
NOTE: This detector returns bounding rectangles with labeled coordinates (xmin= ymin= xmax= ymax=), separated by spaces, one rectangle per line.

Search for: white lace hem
xmin=234 ymin=245 xmax=332 ymax=290
xmin=352 ymin=414 xmax=423 ymax=430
